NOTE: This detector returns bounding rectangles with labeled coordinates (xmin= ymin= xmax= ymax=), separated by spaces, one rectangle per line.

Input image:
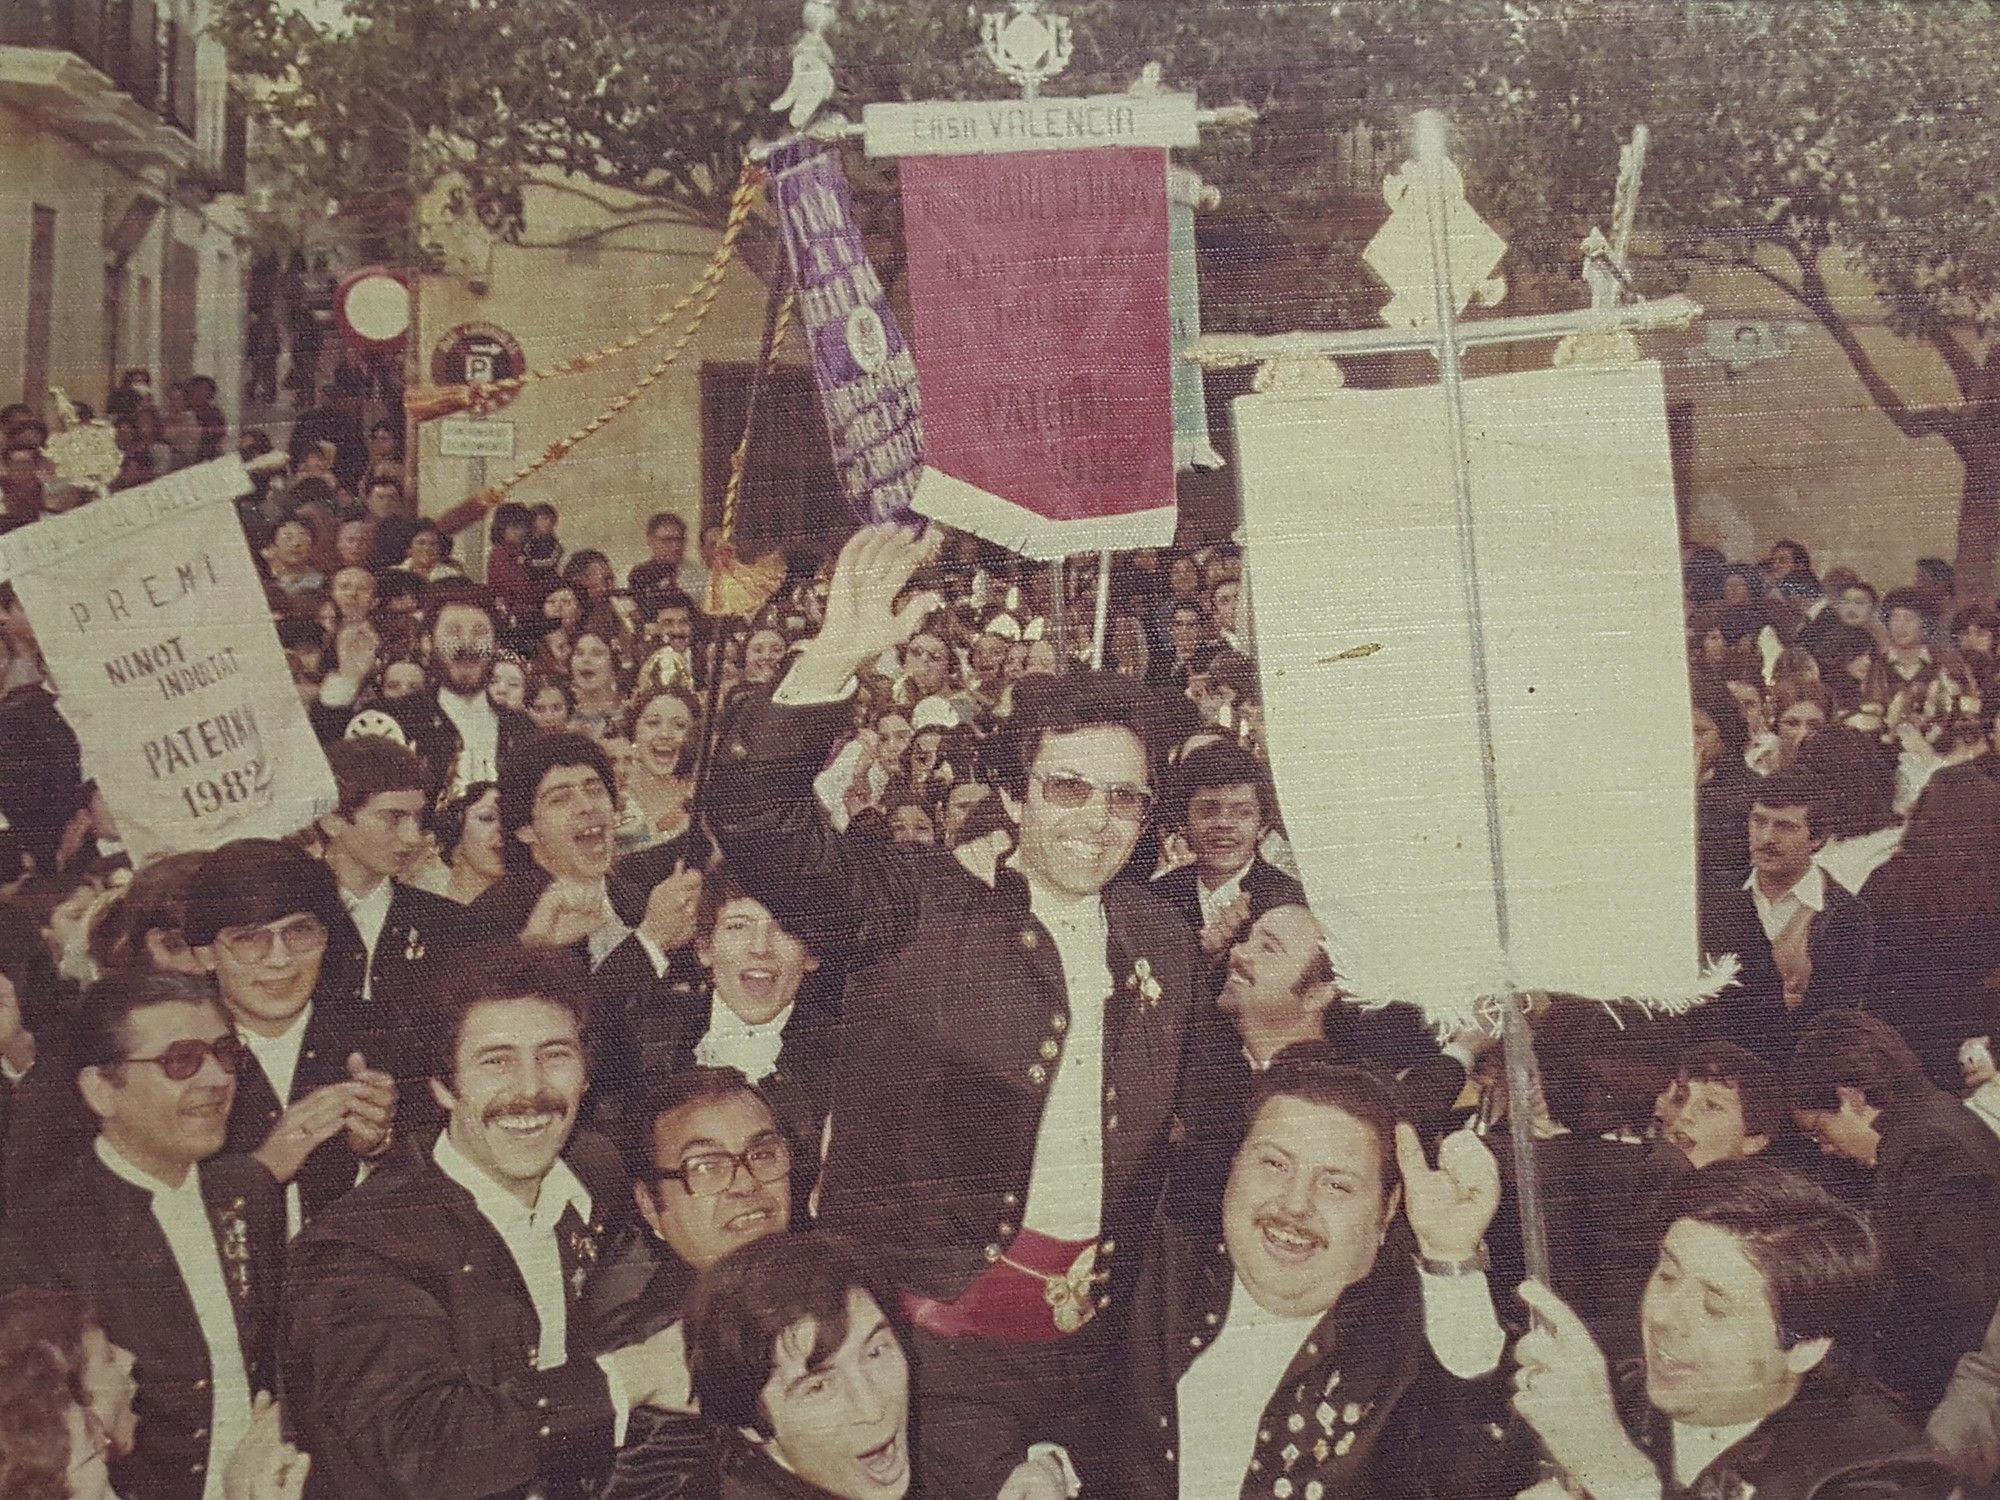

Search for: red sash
xmin=904 ymin=1229 xmax=1105 ymax=1343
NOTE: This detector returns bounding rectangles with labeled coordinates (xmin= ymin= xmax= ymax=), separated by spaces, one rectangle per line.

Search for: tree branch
xmin=1694 ymin=240 xmax=1957 ymax=441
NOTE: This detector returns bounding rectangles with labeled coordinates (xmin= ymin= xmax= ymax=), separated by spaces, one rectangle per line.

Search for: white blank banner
xmin=1237 ymin=360 xmax=1704 ymax=1025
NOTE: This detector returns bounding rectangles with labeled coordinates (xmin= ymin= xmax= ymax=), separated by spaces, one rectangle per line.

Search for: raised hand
xmin=223 ymin=1393 xmax=310 ymax=1500
xmin=786 ymin=525 xmax=943 ymax=697
xmin=253 ymin=1083 xmax=354 ymax=1183
xmin=520 ymin=878 xmax=614 ymax=950
xmin=1198 ymin=891 xmax=1253 ymax=957
xmin=1511 ymin=1280 xmax=1658 ymax=1500
xmin=996 ymin=1450 xmax=1072 ymax=1500
xmin=341 ymin=1051 xmax=398 ymax=1159
xmin=1395 ymin=1122 xmax=1500 ymax=1263
xmin=638 ymin=861 xmax=703 ymax=954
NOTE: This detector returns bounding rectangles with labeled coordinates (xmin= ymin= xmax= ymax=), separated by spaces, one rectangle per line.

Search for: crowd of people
xmin=3 ymin=370 xmax=2000 ymax=1500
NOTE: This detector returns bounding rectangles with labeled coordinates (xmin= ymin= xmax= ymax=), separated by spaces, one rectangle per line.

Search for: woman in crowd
xmin=741 ymin=624 xmax=789 ymax=687
xmin=524 ymin=673 xmax=573 ymax=733
xmin=567 ymin=628 xmax=628 ymax=741
xmin=435 ymin=781 xmax=505 ymax=907
xmin=616 ymin=685 xmax=700 ymax=856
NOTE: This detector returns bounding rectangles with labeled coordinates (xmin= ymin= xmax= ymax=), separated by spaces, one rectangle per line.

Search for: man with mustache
xmin=1 ymin=971 xmax=287 ymax=1500
xmin=710 ymin=524 xmax=1195 ymax=1499
xmin=1171 ymin=901 xmax=1473 ymax=1227
xmin=470 ymin=733 xmax=705 ymax=1126
xmin=323 ymin=582 xmax=534 ymax=795
xmin=282 ymin=945 xmax=691 ymax=1499
xmin=1117 ymin=1051 xmax=1515 ymax=1499
xmin=1511 ymin=1162 xmax=1956 ymax=1500
xmin=1692 ymin=768 xmax=1875 ymax=1065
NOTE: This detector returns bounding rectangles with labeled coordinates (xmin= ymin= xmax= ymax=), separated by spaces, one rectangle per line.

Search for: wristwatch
xmin=1414 ymin=1242 xmax=1491 ymax=1278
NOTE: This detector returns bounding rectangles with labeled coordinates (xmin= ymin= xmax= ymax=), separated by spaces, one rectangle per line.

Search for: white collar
xmin=1009 ymin=859 xmax=1106 ymax=931
xmin=1744 ymin=860 xmax=1826 ymax=912
xmin=433 ymin=1126 xmax=591 ymax=1233
xmin=94 ymin=1134 xmax=200 ymax=1201
xmin=706 ymin=1001 xmax=795 ymax=1044
xmin=436 ymin=688 xmax=494 ymax=725
xmin=1201 ymin=856 xmax=1256 ymax=897
xmin=1224 ymin=1270 xmax=1323 ymax=1336
xmin=1671 ymin=1417 xmax=1763 ymax=1487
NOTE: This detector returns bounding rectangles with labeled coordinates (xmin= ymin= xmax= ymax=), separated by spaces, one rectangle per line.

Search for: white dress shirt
xmin=342 ymin=880 xmax=394 ymax=1000
xmin=1179 ymin=1267 xmax=1507 ymax=1500
xmin=240 ymin=1008 xmax=313 ymax=1240
xmin=94 ymin=1138 xmax=253 ymax=1500
xmin=1019 ymin=878 xmax=1113 ymax=1241
xmin=437 ymin=688 xmax=501 ymax=784
xmin=1745 ymin=862 xmax=1827 ymax=943
xmin=431 ymin=1131 xmax=632 ymax=1445
xmin=695 ymin=1003 xmax=793 ymax=1083
xmin=1672 ymin=1417 xmax=1760 ymax=1487
xmin=1197 ymin=858 xmax=1254 ymax=929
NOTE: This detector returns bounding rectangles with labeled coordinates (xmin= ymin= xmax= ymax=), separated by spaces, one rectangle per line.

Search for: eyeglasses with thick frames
xmin=1031 ymin=770 xmax=1153 ymax=823
xmin=656 ymin=1137 xmax=792 ymax=1198
xmin=121 ymin=1033 xmax=247 ymax=1082
xmin=214 ymin=914 xmax=328 ymax=965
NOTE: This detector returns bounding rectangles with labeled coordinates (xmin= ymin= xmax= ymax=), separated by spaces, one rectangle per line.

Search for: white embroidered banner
xmin=0 ymin=459 xmax=335 ymax=864
xmin=1236 ymin=360 xmax=1709 ymax=1025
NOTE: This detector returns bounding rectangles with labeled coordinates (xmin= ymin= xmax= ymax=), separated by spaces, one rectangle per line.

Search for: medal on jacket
xmin=404 ymin=928 xmax=425 ymax=961
xmin=1003 ymin=1242 xmax=1106 ymax=1335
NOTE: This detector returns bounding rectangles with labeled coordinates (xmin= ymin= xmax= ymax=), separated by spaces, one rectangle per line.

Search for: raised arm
xmin=705 ymin=526 xmax=944 ymax=958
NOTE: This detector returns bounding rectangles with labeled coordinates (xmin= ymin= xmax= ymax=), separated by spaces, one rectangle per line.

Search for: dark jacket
xmin=1116 ymin=1220 xmax=1521 ymax=1499
xmin=1 ymin=1150 xmax=285 ymax=1500
xmin=708 ymin=693 xmax=1194 ymax=1302
xmin=356 ymin=691 xmax=534 ymax=802
xmin=1149 ymin=855 xmax=1307 ymax=937
xmin=1616 ymin=1360 xmax=1957 ymax=1499
xmin=322 ymin=878 xmax=469 ymax=1088
xmin=1857 ymin=867 xmax=2000 ymax=1091
xmin=227 ymin=985 xmax=388 ymax=1225
xmin=603 ymin=1411 xmax=913 ymax=1500
xmin=1692 ymin=875 xmax=1874 ymax=1065
xmin=283 ymin=1131 xmax=636 ymax=1500
xmin=1867 ymin=1085 xmax=2000 ymax=1411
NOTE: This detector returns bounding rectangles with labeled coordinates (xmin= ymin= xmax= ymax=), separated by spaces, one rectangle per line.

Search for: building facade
xmin=1 ymin=0 xmax=249 ymax=420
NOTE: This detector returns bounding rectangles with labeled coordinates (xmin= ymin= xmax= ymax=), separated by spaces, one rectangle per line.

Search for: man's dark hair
xmin=1879 ymin=585 xmax=1935 ymax=625
xmin=989 ymin=670 xmax=1162 ymax=803
xmin=1794 ymin=728 xmax=1898 ymax=839
xmin=1689 ymin=678 xmax=1748 ymax=759
xmin=647 ymin=512 xmax=686 ymax=537
xmin=490 ymin=502 xmax=531 ymax=543
xmin=620 ymin=1065 xmax=776 ymax=1181
xmin=325 ymin=733 xmax=432 ymax=817
xmin=497 ymin=731 xmax=615 ymax=866
xmin=1169 ymin=742 xmax=1277 ymax=828
xmin=1662 ymin=1160 xmax=1884 ymax=1355
xmin=72 ymin=969 xmax=223 ymax=1071
xmin=1915 ymin=558 xmax=1955 ymax=591
xmin=425 ymin=943 xmax=590 ymax=1085
xmin=1787 ymin=1010 xmax=1926 ymax=1112
xmin=692 ymin=864 xmax=807 ymax=953
xmin=424 ymin=579 xmax=497 ymax=632
xmin=1244 ymin=1048 xmax=1403 ymax=1198
xmin=1951 ymin=604 xmax=2000 ymax=639
xmin=1749 ymin=768 xmax=1832 ymax=842
xmin=650 ymin=589 xmax=697 ymax=620
xmin=685 ymin=1234 xmax=904 ymax=1437
xmin=434 ymin=780 xmax=496 ymax=863
xmin=182 ymin=839 xmax=342 ymax=947
xmin=1678 ymin=1041 xmax=1786 ymax=1142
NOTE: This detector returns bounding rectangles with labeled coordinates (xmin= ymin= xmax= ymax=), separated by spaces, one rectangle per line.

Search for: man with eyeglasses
xmin=1 ymin=970 xmax=287 ymax=1500
xmin=283 ymin=945 xmax=689 ymax=1500
xmin=183 ymin=839 xmax=397 ymax=1236
xmin=710 ymin=525 xmax=1196 ymax=1499
xmin=594 ymin=1068 xmax=795 ymax=1373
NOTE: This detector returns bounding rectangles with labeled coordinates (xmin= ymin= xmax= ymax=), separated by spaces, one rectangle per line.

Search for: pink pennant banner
xmin=899 ymin=147 xmax=1177 ymax=558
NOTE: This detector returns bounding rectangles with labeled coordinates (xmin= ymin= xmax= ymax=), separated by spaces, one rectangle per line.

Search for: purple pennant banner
xmin=769 ymin=143 xmax=923 ymax=525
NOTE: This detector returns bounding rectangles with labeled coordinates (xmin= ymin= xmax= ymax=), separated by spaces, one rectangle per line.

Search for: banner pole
xmin=1090 ymin=550 xmax=1112 ymax=669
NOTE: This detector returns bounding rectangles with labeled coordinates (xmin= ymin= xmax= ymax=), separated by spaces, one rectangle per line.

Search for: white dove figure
xmin=773 ymin=0 xmax=839 ymax=129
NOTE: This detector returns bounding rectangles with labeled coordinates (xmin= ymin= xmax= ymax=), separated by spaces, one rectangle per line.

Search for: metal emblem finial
xmin=981 ymin=1 xmax=1073 ymax=102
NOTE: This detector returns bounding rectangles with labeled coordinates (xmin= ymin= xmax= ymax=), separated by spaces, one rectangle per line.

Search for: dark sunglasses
xmin=122 ymin=1034 xmax=247 ymax=1082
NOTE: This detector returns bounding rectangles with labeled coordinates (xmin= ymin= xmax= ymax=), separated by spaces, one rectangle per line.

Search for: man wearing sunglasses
xmin=710 ymin=524 xmax=1196 ymax=1500
xmin=183 ymin=839 xmax=397 ymax=1236
xmin=1 ymin=970 xmax=286 ymax=1500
